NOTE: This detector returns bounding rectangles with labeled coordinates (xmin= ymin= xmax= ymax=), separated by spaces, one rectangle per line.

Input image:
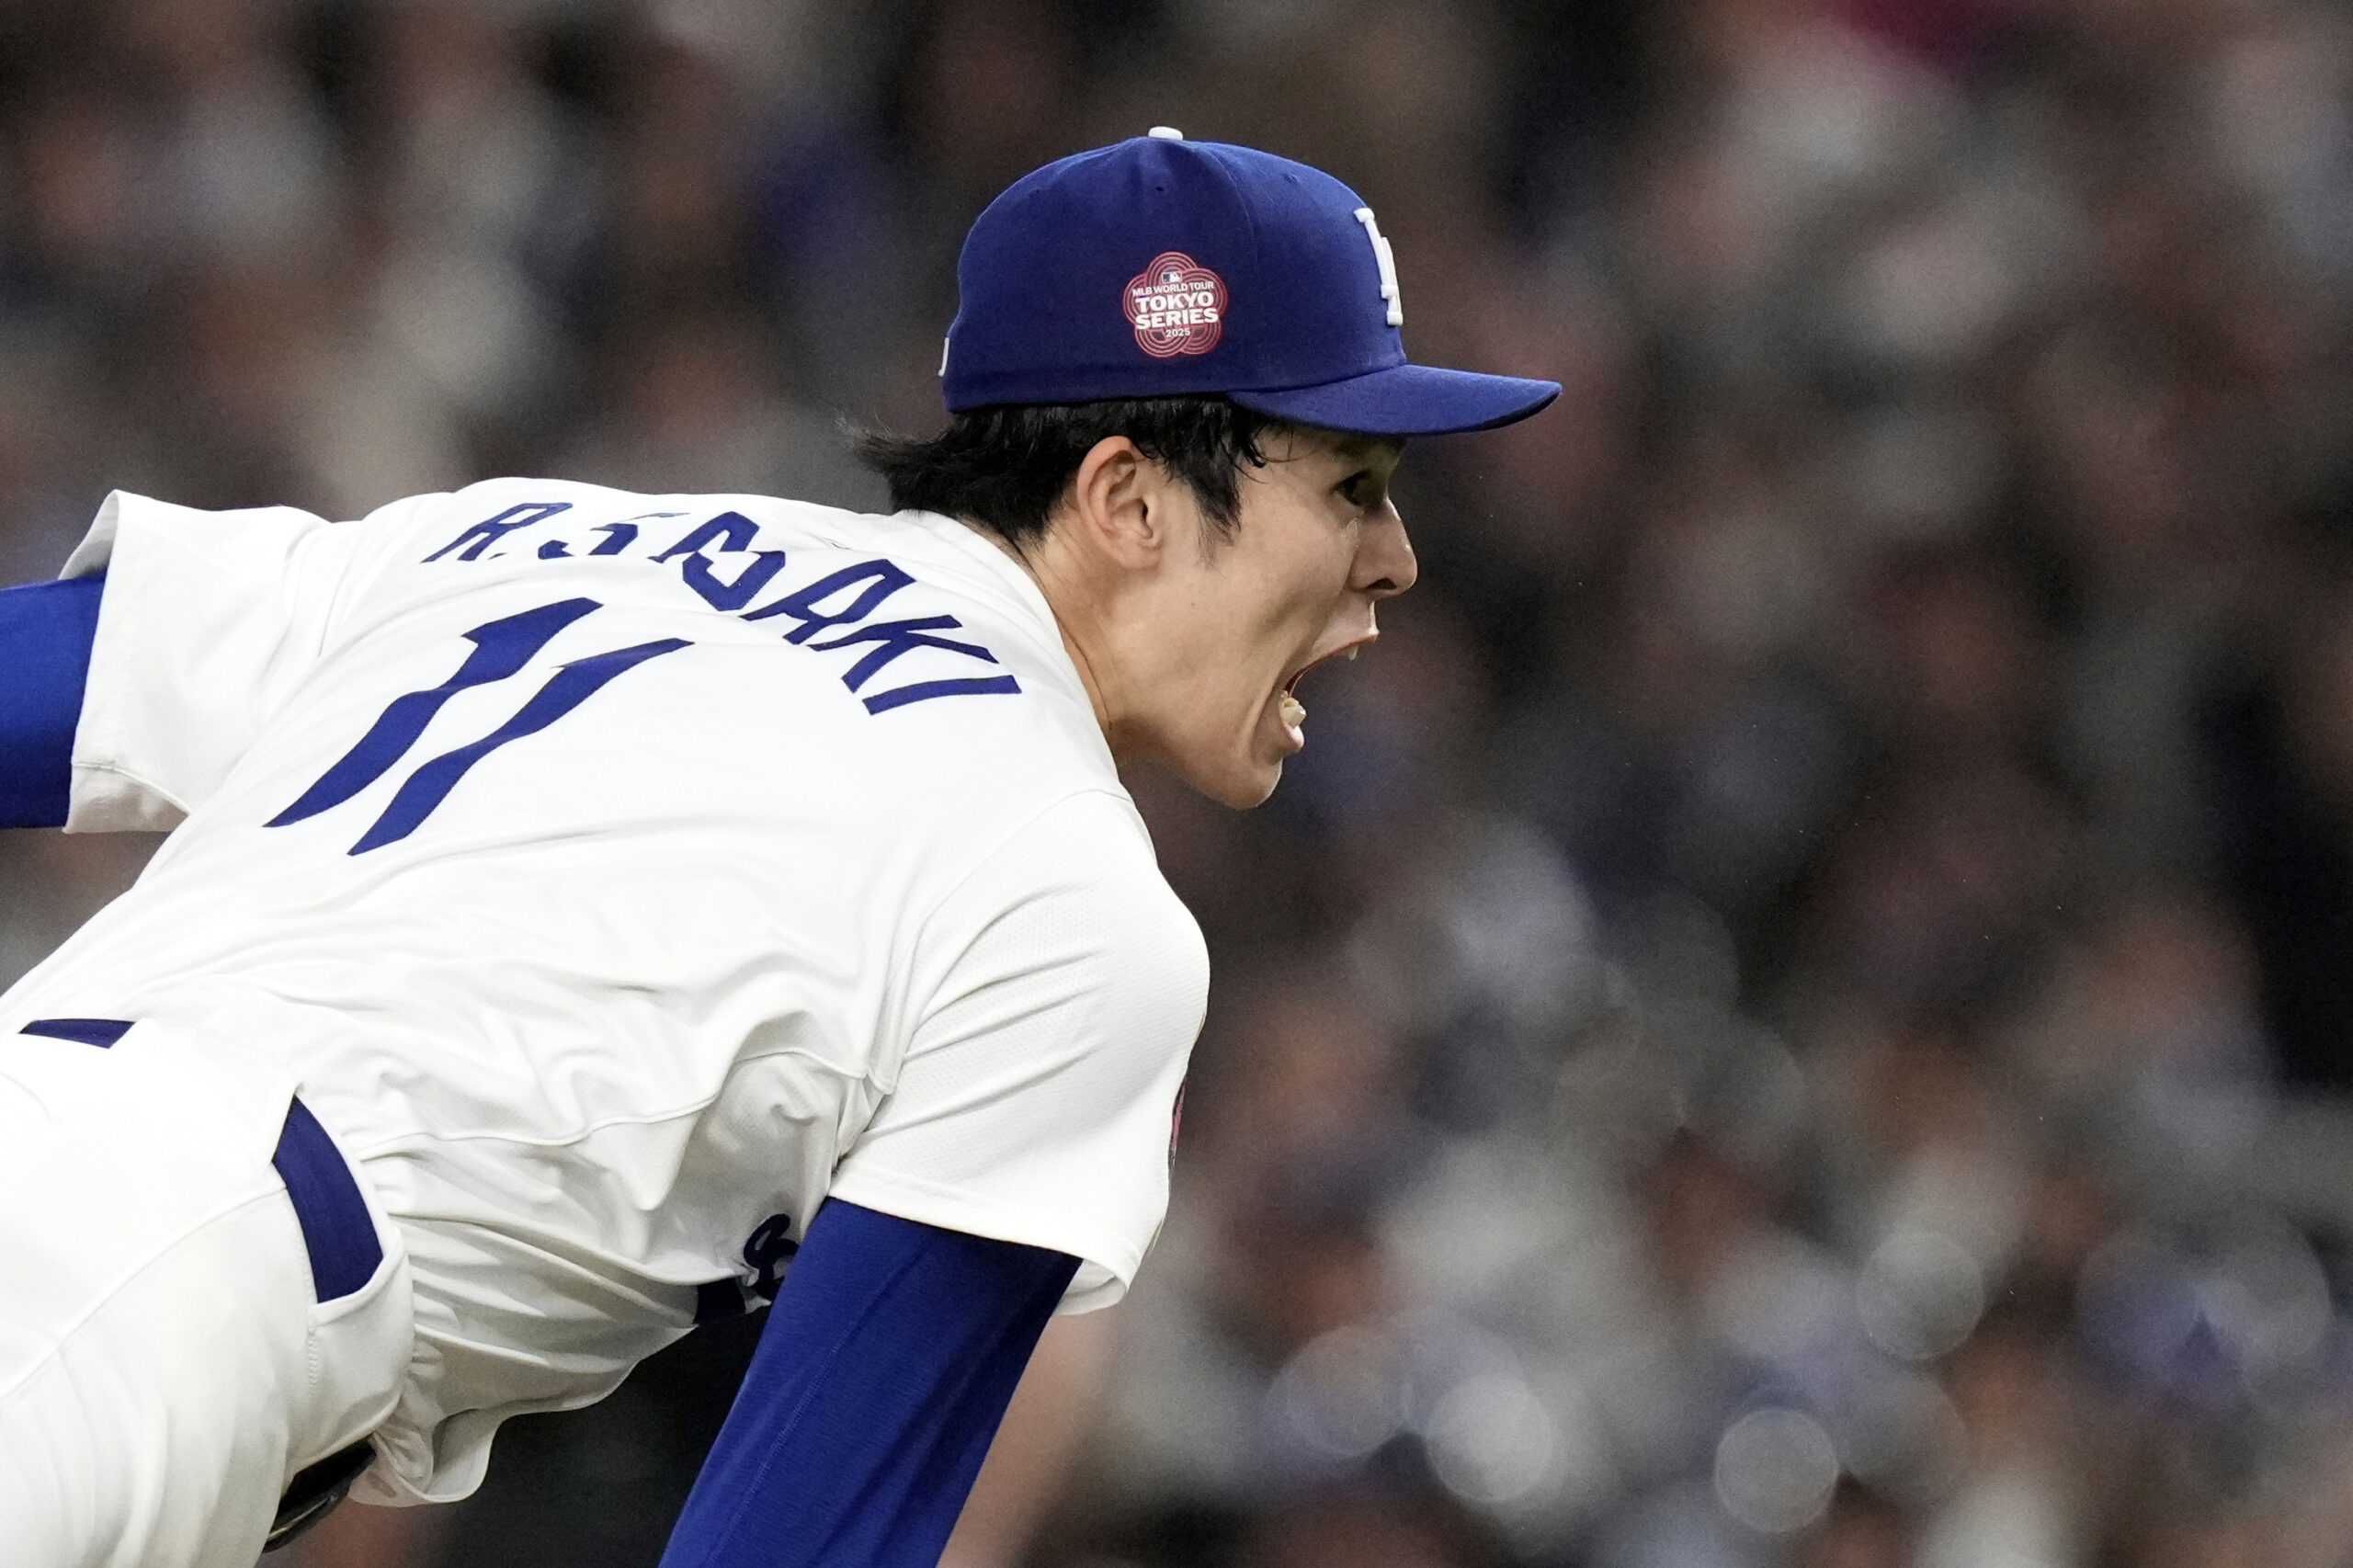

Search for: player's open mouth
xmin=1274 ymin=634 xmax=1373 ymax=745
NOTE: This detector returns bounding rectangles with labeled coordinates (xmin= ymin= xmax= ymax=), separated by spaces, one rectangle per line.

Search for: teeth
xmin=1279 ymin=694 xmax=1307 ymax=730
xmin=1345 ymin=647 xmax=1359 ymax=661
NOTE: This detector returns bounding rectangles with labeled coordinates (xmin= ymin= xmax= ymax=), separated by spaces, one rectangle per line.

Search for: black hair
xmin=856 ymin=395 xmax=1291 ymax=552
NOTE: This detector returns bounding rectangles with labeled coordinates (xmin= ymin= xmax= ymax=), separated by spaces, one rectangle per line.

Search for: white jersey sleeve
xmin=827 ymin=789 xmax=1209 ymax=1312
xmin=57 ymin=490 xmax=418 ymax=833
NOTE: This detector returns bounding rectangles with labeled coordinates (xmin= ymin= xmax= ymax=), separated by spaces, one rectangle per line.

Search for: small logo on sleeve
xmin=1125 ymin=253 xmax=1226 ymax=358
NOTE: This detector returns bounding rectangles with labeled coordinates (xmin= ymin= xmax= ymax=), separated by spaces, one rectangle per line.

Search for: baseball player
xmin=0 ymin=131 xmax=1556 ymax=1567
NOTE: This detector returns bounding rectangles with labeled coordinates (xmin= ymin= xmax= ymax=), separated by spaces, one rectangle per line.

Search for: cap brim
xmin=1230 ymin=362 xmax=1561 ymax=437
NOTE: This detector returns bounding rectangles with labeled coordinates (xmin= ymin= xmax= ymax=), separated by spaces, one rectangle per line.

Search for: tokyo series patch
xmin=1124 ymin=252 xmax=1226 ymax=358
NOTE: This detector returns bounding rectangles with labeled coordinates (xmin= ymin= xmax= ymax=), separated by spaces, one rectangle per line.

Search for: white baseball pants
xmin=0 ymin=1024 xmax=412 ymax=1567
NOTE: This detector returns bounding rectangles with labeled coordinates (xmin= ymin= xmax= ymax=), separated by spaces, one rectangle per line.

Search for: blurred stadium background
xmin=6 ymin=0 xmax=2353 ymax=1564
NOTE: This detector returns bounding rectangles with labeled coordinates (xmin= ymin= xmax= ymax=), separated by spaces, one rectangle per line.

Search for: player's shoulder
xmin=928 ymin=784 xmax=1208 ymax=997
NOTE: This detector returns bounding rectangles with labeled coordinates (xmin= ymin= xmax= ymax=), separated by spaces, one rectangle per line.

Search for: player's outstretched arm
xmin=659 ymin=1199 xmax=1079 ymax=1568
xmin=0 ymin=575 xmax=102 ymax=828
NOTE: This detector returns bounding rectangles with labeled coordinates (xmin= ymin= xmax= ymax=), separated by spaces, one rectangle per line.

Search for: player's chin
xmin=1190 ymin=740 xmax=1287 ymax=810
xmin=1231 ymin=756 xmax=1285 ymax=809
xmin=1170 ymin=700 xmax=1295 ymax=809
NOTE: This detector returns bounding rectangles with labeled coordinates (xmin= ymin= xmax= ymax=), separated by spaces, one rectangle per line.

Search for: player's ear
xmin=1063 ymin=437 xmax=1171 ymax=572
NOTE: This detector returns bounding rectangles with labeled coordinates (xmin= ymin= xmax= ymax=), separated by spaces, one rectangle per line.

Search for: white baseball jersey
xmin=0 ymin=479 xmax=1209 ymax=1503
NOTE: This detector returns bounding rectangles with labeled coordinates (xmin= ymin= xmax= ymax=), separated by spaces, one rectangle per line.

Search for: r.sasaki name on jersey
xmin=422 ymin=499 xmax=1023 ymax=717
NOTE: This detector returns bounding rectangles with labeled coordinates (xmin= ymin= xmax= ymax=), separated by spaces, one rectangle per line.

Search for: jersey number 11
xmin=267 ymin=598 xmax=688 ymax=855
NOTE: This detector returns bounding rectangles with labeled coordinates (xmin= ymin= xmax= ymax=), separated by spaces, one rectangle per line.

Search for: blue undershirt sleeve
xmin=0 ymin=574 xmax=103 ymax=829
xmin=659 ymin=1199 xmax=1080 ymax=1568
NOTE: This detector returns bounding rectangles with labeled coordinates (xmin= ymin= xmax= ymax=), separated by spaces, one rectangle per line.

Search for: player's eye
xmin=1336 ymin=471 xmax=1377 ymax=509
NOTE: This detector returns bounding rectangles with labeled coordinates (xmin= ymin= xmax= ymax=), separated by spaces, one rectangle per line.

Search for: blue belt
xmin=20 ymin=1017 xmax=383 ymax=1301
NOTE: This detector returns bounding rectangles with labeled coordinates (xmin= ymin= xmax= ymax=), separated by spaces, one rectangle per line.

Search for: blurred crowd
xmin=9 ymin=0 xmax=2353 ymax=1565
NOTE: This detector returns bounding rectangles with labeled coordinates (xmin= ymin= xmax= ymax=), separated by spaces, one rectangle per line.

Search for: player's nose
xmin=1353 ymin=512 xmax=1418 ymax=599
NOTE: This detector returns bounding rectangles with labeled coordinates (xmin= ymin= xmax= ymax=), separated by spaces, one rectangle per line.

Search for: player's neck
xmin=962 ymin=520 xmax=1134 ymax=760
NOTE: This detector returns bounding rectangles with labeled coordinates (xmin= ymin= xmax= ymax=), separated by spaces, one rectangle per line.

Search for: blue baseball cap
xmin=941 ymin=130 xmax=1561 ymax=437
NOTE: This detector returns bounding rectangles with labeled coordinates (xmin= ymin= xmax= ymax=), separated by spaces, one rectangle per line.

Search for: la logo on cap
xmin=1124 ymin=252 xmax=1226 ymax=358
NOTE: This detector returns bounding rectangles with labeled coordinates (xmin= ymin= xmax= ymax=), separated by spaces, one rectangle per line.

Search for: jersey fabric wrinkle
xmin=0 ymin=478 xmax=1209 ymax=1505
